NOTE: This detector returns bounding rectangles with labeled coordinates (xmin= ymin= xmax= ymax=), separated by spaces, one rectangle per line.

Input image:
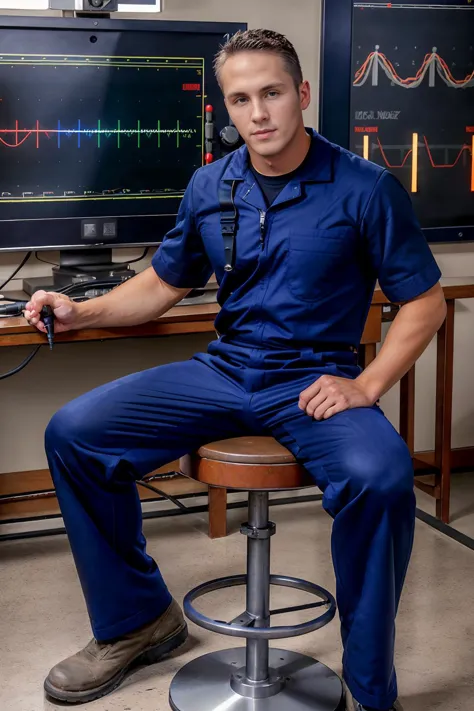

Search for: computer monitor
xmin=0 ymin=16 xmax=246 ymax=273
xmin=319 ymin=0 xmax=474 ymax=243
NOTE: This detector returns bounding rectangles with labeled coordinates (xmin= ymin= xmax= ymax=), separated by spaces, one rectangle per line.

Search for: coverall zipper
xmin=259 ymin=210 xmax=266 ymax=248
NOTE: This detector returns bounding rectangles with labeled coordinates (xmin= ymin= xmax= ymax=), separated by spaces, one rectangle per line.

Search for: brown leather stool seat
xmin=180 ymin=436 xmax=314 ymax=490
xmin=170 ymin=437 xmax=344 ymax=711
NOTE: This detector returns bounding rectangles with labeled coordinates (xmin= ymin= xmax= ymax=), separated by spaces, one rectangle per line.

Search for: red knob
xmin=205 ymin=153 xmax=213 ymax=164
xmin=205 ymin=104 xmax=214 ymax=113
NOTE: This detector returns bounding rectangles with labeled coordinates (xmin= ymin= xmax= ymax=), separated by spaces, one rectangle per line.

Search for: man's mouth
xmin=252 ymin=129 xmax=276 ymax=137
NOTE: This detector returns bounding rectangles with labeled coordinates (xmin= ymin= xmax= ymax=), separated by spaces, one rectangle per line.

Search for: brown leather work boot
xmin=44 ymin=599 xmax=187 ymax=704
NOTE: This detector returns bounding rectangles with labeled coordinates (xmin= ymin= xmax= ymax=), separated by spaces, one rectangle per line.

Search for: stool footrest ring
xmin=183 ymin=573 xmax=336 ymax=640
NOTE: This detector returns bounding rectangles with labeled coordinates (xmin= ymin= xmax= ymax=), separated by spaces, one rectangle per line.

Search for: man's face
xmin=220 ymin=51 xmax=311 ymax=159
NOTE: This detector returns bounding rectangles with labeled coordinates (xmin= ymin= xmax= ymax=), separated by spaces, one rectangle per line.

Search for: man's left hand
xmin=298 ymin=375 xmax=375 ymax=421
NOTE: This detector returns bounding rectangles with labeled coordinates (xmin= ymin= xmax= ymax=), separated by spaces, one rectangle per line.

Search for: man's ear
xmin=300 ymin=80 xmax=311 ymax=111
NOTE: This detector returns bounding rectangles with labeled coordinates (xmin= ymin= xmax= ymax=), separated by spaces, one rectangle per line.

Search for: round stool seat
xmin=180 ymin=436 xmax=314 ymax=491
xmin=198 ymin=436 xmax=297 ymax=464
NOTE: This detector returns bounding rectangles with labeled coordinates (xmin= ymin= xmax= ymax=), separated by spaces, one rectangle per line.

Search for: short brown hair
xmin=214 ymin=29 xmax=303 ymax=89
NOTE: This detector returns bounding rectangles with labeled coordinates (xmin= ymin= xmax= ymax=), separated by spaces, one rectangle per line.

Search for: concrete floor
xmin=2 ymin=498 xmax=474 ymax=711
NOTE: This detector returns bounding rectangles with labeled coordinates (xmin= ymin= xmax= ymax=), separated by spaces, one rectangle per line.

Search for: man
xmin=27 ymin=29 xmax=446 ymax=711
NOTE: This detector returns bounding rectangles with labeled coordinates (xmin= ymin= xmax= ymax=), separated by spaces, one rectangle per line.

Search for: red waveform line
xmin=0 ymin=129 xmax=57 ymax=133
xmin=438 ymin=55 xmax=474 ymax=86
xmin=0 ymin=131 xmax=33 ymax=147
xmin=423 ymin=136 xmax=472 ymax=168
xmin=375 ymin=136 xmax=472 ymax=169
xmin=0 ymin=124 xmax=52 ymax=147
xmin=376 ymin=137 xmax=413 ymax=168
xmin=379 ymin=52 xmax=431 ymax=85
xmin=354 ymin=52 xmax=375 ymax=82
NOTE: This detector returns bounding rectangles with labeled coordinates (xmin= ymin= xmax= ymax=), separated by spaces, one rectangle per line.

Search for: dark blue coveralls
xmin=46 ymin=130 xmax=441 ymax=710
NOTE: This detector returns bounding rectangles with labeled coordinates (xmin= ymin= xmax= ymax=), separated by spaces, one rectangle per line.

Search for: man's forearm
xmin=356 ymin=283 xmax=447 ymax=403
xmin=75 ymin=267 xmax=191 ymax=329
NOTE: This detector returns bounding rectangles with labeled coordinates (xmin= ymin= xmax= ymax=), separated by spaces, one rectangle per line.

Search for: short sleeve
xmin=152 ymin=170 xmax=213 ymax=289
xmin=361 ymin=170 xmax=441 ymax=303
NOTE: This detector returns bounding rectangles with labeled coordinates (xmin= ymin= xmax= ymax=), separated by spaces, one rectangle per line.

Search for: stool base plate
xmin=169 ymin=648 xmax=344 ymax=711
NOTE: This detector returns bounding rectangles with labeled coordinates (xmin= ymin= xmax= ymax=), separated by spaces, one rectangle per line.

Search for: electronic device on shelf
xmin=320 ymin=0 xmax=474 ymax=243
xmin=0 ymin=16 xmax=245 ymax=290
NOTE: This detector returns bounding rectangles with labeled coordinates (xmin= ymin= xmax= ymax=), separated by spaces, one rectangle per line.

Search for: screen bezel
xmin=319 ymin=0 xmax=474 ymax=244
xmin=0 ymin=15 xmax=247 ymax=252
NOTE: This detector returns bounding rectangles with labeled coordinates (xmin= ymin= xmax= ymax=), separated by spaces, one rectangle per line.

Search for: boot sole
xmin=44 ymin=623 xmax=188 ymax=704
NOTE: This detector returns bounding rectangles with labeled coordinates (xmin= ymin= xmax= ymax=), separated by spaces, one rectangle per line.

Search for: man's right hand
xmin=24 ymin=291 xmax=80 ymax=334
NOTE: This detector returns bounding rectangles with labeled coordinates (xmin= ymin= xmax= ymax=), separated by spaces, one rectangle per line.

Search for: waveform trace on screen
xmin=354 ymin=47 xmax=474 ymax=88
xmin=351 ymin=2 xmax=474 ymax=229
xmin=358 ymin=132 xmax=474 ymax=193
xmin=0 ymin=120 xmax=197 ymax=149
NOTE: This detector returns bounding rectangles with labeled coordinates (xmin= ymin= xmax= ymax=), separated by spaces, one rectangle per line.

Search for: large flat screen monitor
xmin=320 ymin=0 xmax=474 ymax=243
xmin=0 ymin=16 xmax=245 ymax=254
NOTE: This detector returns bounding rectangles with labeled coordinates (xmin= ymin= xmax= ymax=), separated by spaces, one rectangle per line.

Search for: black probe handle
xmin=41 ymin=305 xmax=55 ymax=350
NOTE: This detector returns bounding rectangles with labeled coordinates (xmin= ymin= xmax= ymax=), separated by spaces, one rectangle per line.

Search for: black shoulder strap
xmin=218 ymin=179 xmax=238 ymax=273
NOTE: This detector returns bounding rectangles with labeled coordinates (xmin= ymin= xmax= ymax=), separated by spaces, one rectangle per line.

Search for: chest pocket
xmin=286 ymin=227 xmax=357 ymax=302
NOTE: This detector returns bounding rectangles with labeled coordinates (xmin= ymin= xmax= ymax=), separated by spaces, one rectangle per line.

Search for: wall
xmin=0 ymin=1 xmax=473 ymax=475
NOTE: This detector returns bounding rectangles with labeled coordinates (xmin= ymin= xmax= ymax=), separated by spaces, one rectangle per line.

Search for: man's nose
xmin=251 ymin=99 xmax=270 ymax=123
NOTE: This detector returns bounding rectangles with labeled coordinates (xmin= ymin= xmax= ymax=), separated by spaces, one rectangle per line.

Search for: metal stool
xmin=169 ymin=436 xmax=344 ymax=711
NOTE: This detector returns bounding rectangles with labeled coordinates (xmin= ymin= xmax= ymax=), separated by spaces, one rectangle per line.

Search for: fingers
xmin=304 ymin=395 xmax=347 ymax=421
xmin=299 ymin=380 xmax=322 ymax=410
xmin=322 ymin=403 xmax=345 ymax=420
xmin=23 ymin=312 xmax=45 ymax=331
xmin=305 ymin=391 xmax=329 ymax=417
xmin=23 ymin=307 xmax=45 ymax=330
xmin=26 ymin=290 xmax=62 ymax=315
xmin=24 ymin=290 xmax=56 ymax=329
xmin=299 ymin=375 xmax=334 ymax=413
xmin=299 ymin=375 xmax=349 ymax=420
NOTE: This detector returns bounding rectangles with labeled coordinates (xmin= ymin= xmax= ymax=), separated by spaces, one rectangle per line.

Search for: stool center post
xmin=245 ymin=490 xmax=271 ymax=682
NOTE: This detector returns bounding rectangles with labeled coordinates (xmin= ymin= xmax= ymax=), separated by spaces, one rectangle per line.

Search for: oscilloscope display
xmin=0 ymin=52 xmax=204 ymax=221
xmin=351 ymin=1 xmax=474 ymax=230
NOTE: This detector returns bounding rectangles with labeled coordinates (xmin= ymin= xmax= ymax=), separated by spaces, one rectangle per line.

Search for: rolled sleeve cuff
xmin=382 ymin=259 xmax=442 ymax=303
xmin=152 ymin=256 xmax=211 ymax=289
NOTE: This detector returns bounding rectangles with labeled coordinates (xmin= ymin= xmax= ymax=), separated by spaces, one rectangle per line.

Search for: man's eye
xmin=267 ymin=91 xmax=279 ymax=98
xmin=234 ymin=97 xmax=247 ymax=105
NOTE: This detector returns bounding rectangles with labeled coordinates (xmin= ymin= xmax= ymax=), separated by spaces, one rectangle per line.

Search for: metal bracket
xmin=240 ymin=522 xmax=276 ymax=540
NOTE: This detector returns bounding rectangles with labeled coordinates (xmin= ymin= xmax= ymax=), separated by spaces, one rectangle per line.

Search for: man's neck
xmin=248 ymin=126 xmax=311 ymax=177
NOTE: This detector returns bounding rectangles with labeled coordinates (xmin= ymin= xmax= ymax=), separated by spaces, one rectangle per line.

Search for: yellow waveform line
xmin=411 ymin=133 xmax=418 ymax=194
xmin=363 ymin=135 xmax=369 ymax=160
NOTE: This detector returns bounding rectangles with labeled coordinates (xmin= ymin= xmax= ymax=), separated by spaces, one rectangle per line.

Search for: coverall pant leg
xmin=254 ymin=370 xmax=415 ymax=711
xmin=44 ymin=356 xmax=252 ymax=642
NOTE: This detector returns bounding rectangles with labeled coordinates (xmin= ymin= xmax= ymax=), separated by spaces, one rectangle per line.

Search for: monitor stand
xmin=23 ymin=248 xmax=136 ymax=295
